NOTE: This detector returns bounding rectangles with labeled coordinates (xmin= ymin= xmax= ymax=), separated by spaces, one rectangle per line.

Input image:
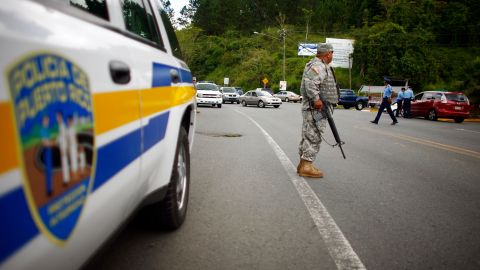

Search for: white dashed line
xmin=456 ymin=128 xmax=480 ymax=134
xmin=234 ymin=109 xmax=366 ymax=270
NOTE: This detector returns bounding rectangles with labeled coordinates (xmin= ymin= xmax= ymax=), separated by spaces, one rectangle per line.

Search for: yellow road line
xmin=355 ymin=125 xmax=480 ymax=159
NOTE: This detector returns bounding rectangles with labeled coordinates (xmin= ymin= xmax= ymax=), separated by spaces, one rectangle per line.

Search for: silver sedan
xmin=239 ymin=90 xmax=282 ymax=108
xmin=274 ymin=91 xmax=302 ymax=103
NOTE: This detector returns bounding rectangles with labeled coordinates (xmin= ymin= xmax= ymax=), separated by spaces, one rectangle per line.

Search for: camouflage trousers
xmin=298 ymin=110 xmax=327 ymax=162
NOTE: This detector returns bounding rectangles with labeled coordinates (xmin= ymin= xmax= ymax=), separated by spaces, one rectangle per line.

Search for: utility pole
xmin=349 ymin=54 xmax=352 ymax=90
xmin=253 ymin=29 xmax=286 ymax=84
xmin=281 ymin=28 xmax=286 ymax=81
xmin=277 ymin=13 xmax=287 ymax=82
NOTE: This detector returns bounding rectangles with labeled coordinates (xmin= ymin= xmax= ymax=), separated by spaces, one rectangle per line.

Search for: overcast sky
xmin=170 ymin=0 xmax=189 ymax=19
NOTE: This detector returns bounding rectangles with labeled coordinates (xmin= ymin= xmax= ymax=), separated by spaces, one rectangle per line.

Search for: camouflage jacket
xmin=300 ymin=57 xmax=338 ymax=111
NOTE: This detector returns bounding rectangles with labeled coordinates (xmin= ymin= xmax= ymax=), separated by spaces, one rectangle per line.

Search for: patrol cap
xmin=317 ymin=43 xmax=333 ymax=54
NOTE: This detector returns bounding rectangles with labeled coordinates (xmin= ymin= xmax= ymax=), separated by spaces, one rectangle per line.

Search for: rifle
xmin=329 ymin=66 xmax=346 ymax=159
xmin=324 ymin=102 xmax=346 ymax=159
xmin=312 ymin=100 xmax=346 ymax=159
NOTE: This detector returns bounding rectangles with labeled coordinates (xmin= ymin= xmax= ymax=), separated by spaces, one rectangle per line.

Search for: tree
xmin=352 ymin=22 xmax=435 ymax=85
xmin=178 ymin=0 xmax=198 ymax=28
xmin=159 ymin=0 xmax=174 ymax=20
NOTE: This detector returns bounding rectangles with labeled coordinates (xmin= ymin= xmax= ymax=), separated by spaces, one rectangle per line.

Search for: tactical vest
xmin=319 ymin=63 xmax=339 ymax=104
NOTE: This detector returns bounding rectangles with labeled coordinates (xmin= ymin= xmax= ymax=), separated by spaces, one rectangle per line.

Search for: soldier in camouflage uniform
xmin=297 ymin=43 xmax=339 ymax=178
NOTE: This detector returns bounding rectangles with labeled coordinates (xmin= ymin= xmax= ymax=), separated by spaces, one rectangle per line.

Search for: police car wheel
xmin=158 ymin=127 xmax=190 ymax=230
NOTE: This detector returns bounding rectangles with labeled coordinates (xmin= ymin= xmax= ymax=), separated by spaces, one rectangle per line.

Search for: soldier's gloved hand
xmin=314 ymin=99 xmax=323 ymax=110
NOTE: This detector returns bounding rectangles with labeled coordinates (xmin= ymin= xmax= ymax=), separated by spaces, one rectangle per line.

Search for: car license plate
xmin=455 ymin=106 xmax=462 ymax=110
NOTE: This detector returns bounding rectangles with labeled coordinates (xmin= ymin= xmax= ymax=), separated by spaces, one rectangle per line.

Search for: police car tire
xmin=157 ymin=127 xmax=190 ymax=230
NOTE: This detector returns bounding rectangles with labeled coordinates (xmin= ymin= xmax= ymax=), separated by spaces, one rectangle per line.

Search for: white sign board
xmin=326 ymin=38 xmax=354 ymax=68
xmin=279 ymin=81 xmax=287 ymax=90
xmin=298 ymin=43 xmax=317 ymax=56
xmin=224 ymin=77 xmax=229 ymax=85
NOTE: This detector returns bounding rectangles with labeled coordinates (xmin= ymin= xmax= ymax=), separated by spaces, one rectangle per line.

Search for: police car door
xmin=0 ymin=0 xmax=142 ymax=268
xmin=116 ymin=0 xmax=192 ymax=203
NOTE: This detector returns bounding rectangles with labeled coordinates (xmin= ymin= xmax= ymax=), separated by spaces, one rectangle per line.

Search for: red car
xmin=410 ymin=91 xmax=470 ymax=123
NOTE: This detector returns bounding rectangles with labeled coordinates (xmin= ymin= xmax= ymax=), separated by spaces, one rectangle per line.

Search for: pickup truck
xmin=338 ymin=89 xmax=369 ymax=110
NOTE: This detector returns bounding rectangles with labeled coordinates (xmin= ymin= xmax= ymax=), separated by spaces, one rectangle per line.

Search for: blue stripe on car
xmin=0 ymin=188 xmax=39 ymax=263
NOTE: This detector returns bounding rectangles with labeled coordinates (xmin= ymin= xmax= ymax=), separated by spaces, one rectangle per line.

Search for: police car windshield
xmin=222 ymin=88 xmax=236 ymax=93
xmin=196 ymin=83 xmax=218 ymax=91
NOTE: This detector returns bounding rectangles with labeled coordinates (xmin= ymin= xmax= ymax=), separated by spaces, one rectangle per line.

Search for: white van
xmin=0 ymin=0 xmax=196 ymax=269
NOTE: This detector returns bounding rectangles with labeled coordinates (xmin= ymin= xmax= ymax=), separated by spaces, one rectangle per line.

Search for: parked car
xmin=338 ymin=89 xmax=369 ymax=110
xmin=220 ymin=87 xmax=240 ymax=104
xmin=410 ymin=91 xmax=470 ymax=123
xmin=274 ymin=91 xmax=302 ymax=103
xmin=196 ymin=82 xmax=223 ymax=108
xmin=239 ymin=90 xmax=282 ymax=108
xmin=0 ymin=0 xmax=196 ymax=269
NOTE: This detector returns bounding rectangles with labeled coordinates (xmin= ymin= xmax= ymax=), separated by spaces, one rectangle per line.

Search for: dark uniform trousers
xmin=403 ymin=98 xmax=411 ymax=118
xmin=373 ymin=97 xmax=397 ymax=123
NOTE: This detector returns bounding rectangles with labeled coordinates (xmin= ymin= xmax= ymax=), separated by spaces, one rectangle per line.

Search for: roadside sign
xmin=262 ymin=78 xmax=269 ymax=87
xmin=224 ymin=77 xmax=229 ymax=85
xmin=325 ymin=38 xmax=354 ymax=68
xmin=298 ymin=43 xmax=317 ymax=56
xmin=279 ymin=80 xmax=287 ymax=90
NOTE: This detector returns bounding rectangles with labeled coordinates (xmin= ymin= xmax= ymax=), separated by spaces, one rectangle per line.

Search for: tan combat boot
xmin=298 ymin=159 xmax=324 ymax=178
xmin=297 ymin=159 xmax=304 ymax=173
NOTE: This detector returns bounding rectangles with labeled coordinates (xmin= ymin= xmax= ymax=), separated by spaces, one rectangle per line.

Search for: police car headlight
xmin=216 ymin=94 xmax=221 ymax=98
xmin=197 ymin=93 xmax=203 ymax=98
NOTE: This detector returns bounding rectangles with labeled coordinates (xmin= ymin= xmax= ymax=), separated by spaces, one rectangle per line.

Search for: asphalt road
xmin=85 ymin=102 xmax=480 ymax=270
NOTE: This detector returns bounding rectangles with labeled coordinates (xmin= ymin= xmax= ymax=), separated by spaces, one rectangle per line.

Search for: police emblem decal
xmin=7 ymin=53 xmax=95 ymax=243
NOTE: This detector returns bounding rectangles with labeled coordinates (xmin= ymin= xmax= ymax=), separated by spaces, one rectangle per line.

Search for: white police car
xmin=0 ymin=0 xmax=196 ymax=269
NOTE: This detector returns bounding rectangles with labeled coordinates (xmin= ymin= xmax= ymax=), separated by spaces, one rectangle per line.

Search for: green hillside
xmin=171 ymin=0 xmax=480 ymax=105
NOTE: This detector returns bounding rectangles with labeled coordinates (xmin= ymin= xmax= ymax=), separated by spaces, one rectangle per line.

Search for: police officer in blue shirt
xmin=403 ymin=86 xmax=414 ymax=118
xmin=396 ymin=88 xmax=405 ymax=117
xmin=370 ymin=80 xmax=398 ymax=125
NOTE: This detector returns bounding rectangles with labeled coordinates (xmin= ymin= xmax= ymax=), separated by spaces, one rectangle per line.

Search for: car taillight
xmin=441 ymin=95 xmax=447 ymax=103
